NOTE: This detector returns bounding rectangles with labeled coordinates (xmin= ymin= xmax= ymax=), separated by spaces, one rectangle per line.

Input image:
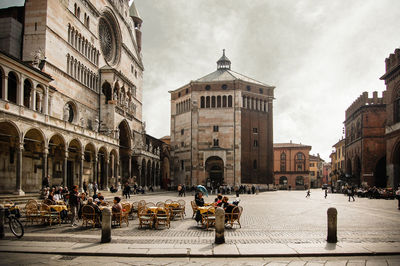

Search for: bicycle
xmin=4 ymin=205 xmax=24 ymax=238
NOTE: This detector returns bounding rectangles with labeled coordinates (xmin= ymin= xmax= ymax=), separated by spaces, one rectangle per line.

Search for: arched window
xmin=295 ymin=152 xmax=305 ymax=171
xmin=394 ymin=89 xmax=400 ymax=123
xmin=295 ymin=176 xmax=304 ymax=186
xmin=280 ymin=152 xmax=286 ymax=172
xmin=222 ymin=96 xmax=227 ymax=107
xmin=64 ymin=102 xmax=76 ymax=123
xmin=7 ymin=71 xmax=18 ymax=104
xmin=176 ymin=103 xmax=179 ymax=114
xmin=77 ymin=7 xmax=81 ymax=19
xmin=74 ymin=3 xmax=77 ymax=16
xmin=217 ymin=95 xmax=221 ymax=107
xmin=102 ymin=82 xmax=112 ymax=104
xmin=228 ymin=95 xmax=233 ymax=107
xmin=211 ymin=96 xmax=216 ymax=108
xmin=200 ymin=96 xmax=205 ymax=108
xmin=279 ymin=176 xmax=288 ymax=185
xmin=206 ymin=96 xmax=210 ymax=108
xmin=23 ymin=79 xmax=32 ymax=108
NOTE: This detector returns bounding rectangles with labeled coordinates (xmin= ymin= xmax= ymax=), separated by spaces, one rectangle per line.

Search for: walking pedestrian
xmin=348 ymin=187 xmax=355 ymax=202
xmin=69 ymin=185 xmax=80 ymax=227
xmin=395 ymin=186 xmax=400 ymax=210
xmin=177 ymin=184 xmax=182 ymax=197
xmin=306 ymin=189 xmax=311 ymax=198
xmin=88 ymin=182 xmax=93 ymax=197
xmin=123 ymin=182 xmax=131 ymax=199
xmin=83 ymin=181 xmax=87 ymax=194
xmin=324 ymin=189 xmax=328 ymax=199
xmin=93 ymin=182 xmax=98 ymax=196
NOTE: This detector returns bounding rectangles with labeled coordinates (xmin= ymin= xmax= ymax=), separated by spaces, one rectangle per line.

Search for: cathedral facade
xmin=170 ymin=51 xmax=274 ymax=188
xmin=0 ymin=0 xmax=166 ymax=194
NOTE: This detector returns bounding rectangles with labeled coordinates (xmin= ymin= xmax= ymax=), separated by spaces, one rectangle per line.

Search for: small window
xmin=213 ymin=139 xmax=219 ymax=147
xmin=253 ymin=140 xmax=258 ymax=147
xmin=181 ymin=160 xmax=184 ymax=170
xmin=205 ymin=85 xmax=211 ymax=91
xmin=253 ymin=128 xmax=258 ymax=133
xmin=178 ymin=92 xmax=181 ymax=97
xmin=131 ymin=65 xmax=134 ymax=73
xmin=213 ymin=125 xmax=219 ymax=132
xmin=186 ymin=88 xmax=189 ymax=94
xmin=259 ymin=88 xmax=263 ymax=94
xmin=222 ymin=84 xmax=227 ymax=90
xmin=246 ymin=85 xmax=251 ymax=91
xmin=253 ymin=160 xmax=257 ymax=169
xmin=181 ymin=129 xmax=184 ymax=135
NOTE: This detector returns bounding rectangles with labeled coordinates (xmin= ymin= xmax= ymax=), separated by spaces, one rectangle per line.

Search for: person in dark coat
xmin=194 ymin=192 xmax=205 ymax=223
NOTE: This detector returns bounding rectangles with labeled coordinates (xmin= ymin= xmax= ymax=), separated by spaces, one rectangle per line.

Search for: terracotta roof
xmin=274 ymin=143 xmax=311 ymax=149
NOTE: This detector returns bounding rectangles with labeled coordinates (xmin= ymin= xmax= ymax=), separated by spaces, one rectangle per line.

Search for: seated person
xmin=222 ymin=196 xmax=235 ymax=214
xmin=93 ymin=192 xmax=102 ymax=200
xmin=194 ymin=192 xmax=205 ymax=223
xmin=85 ymin=197 xmax=101 ymax=216
xmin=97 ymin=195 xmax=107 ymax=206
xmin=110 ymin=185 xmax=118 ymax=193
xmin=112 ymin=196 xmax=122 ymax=213
xmin=214 ymin=194 xmax=223 ymax=207
xmin=47 ymin=193 xmax=56 ymax=205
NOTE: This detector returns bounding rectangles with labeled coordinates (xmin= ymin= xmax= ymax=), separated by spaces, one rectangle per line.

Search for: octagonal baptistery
xmin=170 ymin=51 xmax=275 ymax=188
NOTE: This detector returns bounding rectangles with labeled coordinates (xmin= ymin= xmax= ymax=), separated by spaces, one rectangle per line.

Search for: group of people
xmin=193 ymin=191 xmax=239 ymax=224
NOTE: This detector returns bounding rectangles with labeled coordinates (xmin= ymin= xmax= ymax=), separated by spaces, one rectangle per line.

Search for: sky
xmin=134 ymin=0 xmax=400 ymax=161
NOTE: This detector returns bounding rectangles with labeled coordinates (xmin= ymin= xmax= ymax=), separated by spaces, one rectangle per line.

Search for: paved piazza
xmin=5 ymin=189 xmax=400 ymax=245
xmin=0 ymin=253 xmax=399 ymax=266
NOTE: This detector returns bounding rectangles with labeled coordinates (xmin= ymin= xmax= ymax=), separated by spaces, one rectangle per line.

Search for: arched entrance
xmin=205 ymin=156 xmax=224 ymax=189
xmin=7 ymin=71 xmax=18 ymax=104
xmin=102 ymin=82 xmax=112 ymax=104
xmin=295 ymin=176 xmax=304 ymax=189
xmin=0 ymin=121 xmax=20 ymax=193
xmin=23 ymin=128 xmax=45 ymax=192
xmin=279 ymin=176 xmax=288 ymax=190
xmin=118 ymin=121 xmax=131 ymax=183
xmin=354 ymin=156 xmax=361 ymax=185
xmin=49 ymin=134 xmax=66 ymax=186
xmin=84 ymin=143 xmax=96 ymax=186
xmin=140 ymin=158 xmax=146 ymax=186
xmin=374 ymin=156 xmax=387 ymax=188
xmin=98 ymin=147 xmax=108 ymax=189
xmin=391 ymin=142 xmax=400 ymax=189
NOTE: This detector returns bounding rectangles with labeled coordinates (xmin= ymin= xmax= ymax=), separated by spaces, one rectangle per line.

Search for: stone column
xmin=116 ymin=161 xmax=120 ymax=186
xmin=2 ymin=75 xmax=7 ymax=101
xmin=110 ymin=154 xmax=114 ymax=183
xmin=63 ymin=150 xmax=68 ymax=187
xmin=104 ymin=158 xmax=109 ymax=190
xmin=31 ymin=87 xmax=37 ymax=111
xmin=79 ymin=153 xmax=84 ymax=190
xmin=15 ymin=143 xmax=24 ymax=195
xmin=42 ymin=147 xmax=48 ymax=181
xmin=18 ymin=75 xmax=23 ymax=106
xmin=93 ymin=155 xmax=98 ymax=185
xmin=128 ymin=154 xmax=132 ymax=179
xmin=44 ymin=87 xmax=49 ymax=115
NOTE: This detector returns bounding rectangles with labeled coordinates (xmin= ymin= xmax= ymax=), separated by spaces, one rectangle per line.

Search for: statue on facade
xmin=80 ymin=117 xmax=85 ymax=127
xmin=63 ymin=104 xmax=70 ymax=121
xmin=93 ymin=118 xmax=99 ymax=132
xmin=113 ymin=91 xmax=118 ymax=101
xmin=115 ymin=128 xmax=120 ymax=139
xmin=31 ymin=49 xmax=45 ymax=70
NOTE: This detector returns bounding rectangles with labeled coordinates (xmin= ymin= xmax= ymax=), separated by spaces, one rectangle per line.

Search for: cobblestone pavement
xmin=5 ymin=189 xmax=400 ymax=244
xmin=0 ymin=253 xmax=399 ymax=266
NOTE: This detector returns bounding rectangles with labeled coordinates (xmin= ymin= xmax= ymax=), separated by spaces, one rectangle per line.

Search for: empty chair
xmin=155 ymin=208 xmax=170 ymax=229
xmin=156 ymin=201 xmax=165 ymax=207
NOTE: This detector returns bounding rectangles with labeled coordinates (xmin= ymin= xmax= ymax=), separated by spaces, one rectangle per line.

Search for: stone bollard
xmin=0 ymin=205 xmax=4 ymax=239
xmin=327 ymin=207 xmax=337 ymax=243
xmin=101 ymin=208 xmax=112 ymax=243
xmin=215 ymin=207 xmax=225 ymax=244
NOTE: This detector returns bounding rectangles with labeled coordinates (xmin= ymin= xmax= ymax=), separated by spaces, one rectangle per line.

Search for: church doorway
xmin=205 ymin=156 xmax=224 ymax=189
xmin=118 ymin=120 xmax=131 ymax=183
xmin=374 ymin=156 xmax=387 ymax=188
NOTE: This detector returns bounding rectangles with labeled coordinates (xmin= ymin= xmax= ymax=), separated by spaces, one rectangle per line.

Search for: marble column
xmin=2 ymin=75 xmax=7 ymax=100
xmin=15 ymin=143 xmax=24 ymax=195
xmin=79 ymin=153 xmax=84 ymax=190
xmin=18 ymin=75 xmax=23 ymax=106
xmin=128 ymin=154 xmax=132 ymax=179
xmin=63 ymin=150 xmax=68 ymax=187
xmin=42 ymin=147 xmax=48 ymax=181
xmin=105 ymin=158 xmax=109 ymax=190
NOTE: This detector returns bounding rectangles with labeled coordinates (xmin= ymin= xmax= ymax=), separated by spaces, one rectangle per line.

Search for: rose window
xmin=98 ymin=13 xmax=120 ymax=65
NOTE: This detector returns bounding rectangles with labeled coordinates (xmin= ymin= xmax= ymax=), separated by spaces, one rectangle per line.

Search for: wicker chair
xmin=156 ymin=201 xmax=165 ymax=207
xmin=190 ymin=201 xmax=198 ymax=219
xmin=138 ymin=208 xmax=154 ymax=229
xmin=178 ymin=199 xmax=186 ymax=215
xmin=43 ymin=199 xmax=53 ymax=205
xmin=131 ymin=201 xmax=139 ymax=218
xmin=165 ymin=199 xmax=173 ymax=205
xmin=40 ymin=204 xmax=61 ymax=226
xmin=81 ymin=205 xmax=98 ymax=228
xmin=112 ymin=209 xmax=129 ymax=227
xmin=25 ymin=202 xmax=41 ymax=225
xmin=145 ymin=202 xmax=155 ymax=208
xmin=225 ymin=206 xmax=243 ymax=228
xmin=171 ymin=201 xmax=184 ymax=220
xmin=121 ymin=203 xmax=131 ymax=222
xmin=201 ymin=208 xmax=216 ymax=229
xmin=155 ymin=208 xmax=170 ymax=229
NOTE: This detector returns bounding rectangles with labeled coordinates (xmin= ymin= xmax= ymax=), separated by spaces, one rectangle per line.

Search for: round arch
xmin=7 ymin=71 xmax=19 ymax=104
xmin=205 ymin=156 xmax=224 ymax=188
xmin=0 ymin=121 xmax=21 ymax=192
xmin=23 ymin=128 xmax=46 ymax=192
xmin=102 ymin=81 xmax=112 ymax=104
